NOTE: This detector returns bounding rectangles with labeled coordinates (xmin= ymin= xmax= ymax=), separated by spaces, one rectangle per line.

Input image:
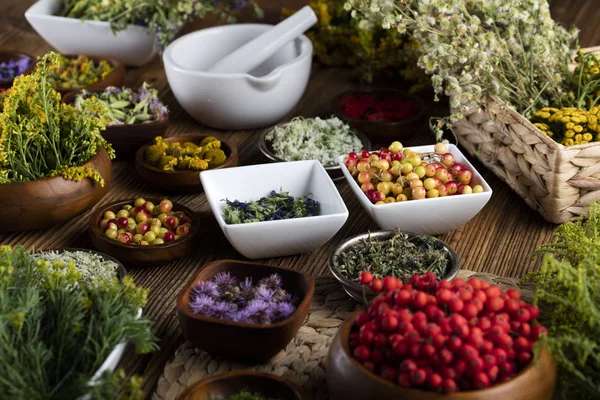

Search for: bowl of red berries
xmin=326 ymin=273 xmax=557 ymax=400
xmin=88 ymin=197 xmax=200 ymax=267
xmin=330 ymin=89 xmax=427 ymax=142
xmin=338 ymin=141 xmax=492 ymax=235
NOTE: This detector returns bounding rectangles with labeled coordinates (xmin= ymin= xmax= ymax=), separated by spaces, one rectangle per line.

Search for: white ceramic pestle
xmin=207 ymin=6 xmax=317 ymax=74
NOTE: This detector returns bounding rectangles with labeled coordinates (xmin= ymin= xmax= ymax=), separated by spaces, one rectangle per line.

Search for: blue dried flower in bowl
xmin=177 ymin=260 xmax=315 ymax=362
xmin=0 ymin=50 xmax=35 ymax=88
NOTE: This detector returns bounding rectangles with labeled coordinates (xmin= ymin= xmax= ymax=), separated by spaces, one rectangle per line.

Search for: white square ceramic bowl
xmin=201 ymin=160 xmax=349 ymax=259
xmin=338 ymin=144 xmax=492 ymax=235
xmin=25 ymin=0 xmax=158 ymax=66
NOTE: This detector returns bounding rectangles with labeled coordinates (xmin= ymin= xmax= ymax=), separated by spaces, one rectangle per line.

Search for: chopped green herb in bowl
xmin=222 ymin=190 xmax=319 ymax=224
xmin=262 ymin=117 xmax=365 ymax=167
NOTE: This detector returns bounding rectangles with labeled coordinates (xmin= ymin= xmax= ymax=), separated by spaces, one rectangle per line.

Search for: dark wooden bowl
xmin=328 ymin=230 xmax=460 ymax=303
xmin=176 ymin=259 xmax=315 ymax=362
xmin=135 ymin=134 xmax=239 ymax=193
xmin=178 ymin=371 xmax=308 ymax=400
xmin=0 ymin=146 xmax=112 ymax=232
xmin=258 ymin=123 xmax=371 ymax=181
xmin=51 ymin=55 xmax=126 ymax=96
xmin=326 ymin=308 xmax=557 ymax=400
xmin=0 ymin=50 xmax=35 ymax=88
xmin=62 ymin=90 xmax=169 ymax=156
xmin=88 ymin=198 xmax=200 ymax=268
xmin=330 ymin=89 xmax=427 ymax=143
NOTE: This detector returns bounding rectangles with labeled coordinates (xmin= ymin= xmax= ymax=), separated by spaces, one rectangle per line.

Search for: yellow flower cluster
xmin=50 ymin=165 xmax=106 ymax=187
xmin=145 ymin=136 xmax=227 ymax=171
xmin=532 ymin=107 xmax=600 ymax=146
xmin=46 ymin=54 xmax=114 ymax=90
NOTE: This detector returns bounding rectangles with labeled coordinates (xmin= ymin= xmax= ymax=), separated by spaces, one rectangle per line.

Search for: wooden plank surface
xmin=1 ymin=0 xmax=599 ymax=398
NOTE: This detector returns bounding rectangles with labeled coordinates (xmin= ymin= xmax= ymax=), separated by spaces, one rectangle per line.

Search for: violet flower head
xmin=0 ymin=58 xmax=33 ymax=81
xmin=243 ymin=299 xmax=275 ymax=324
xmin=213 ymin=272 xmax=238 ymax=287
xmin=271 ymin=301 xmax=297 ymax=322
xmin=189 ymin=294 xmax=215 ymax=315
xmin=207 ymin=301 xmax=237 ymax=320
xmin=255 ymin=286 xmax=274 ymax=302
xmin=192 ymin=280 xmax=220 ymax=298
xmin=237 ymin=277 xmax=255 ymax=306
xmin=259 ymin=274 xmax=282 ymax=290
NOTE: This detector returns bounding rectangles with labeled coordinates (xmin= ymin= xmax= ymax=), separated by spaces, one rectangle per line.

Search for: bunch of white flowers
xmin=346 ymin=0 xmax=579 ymax=137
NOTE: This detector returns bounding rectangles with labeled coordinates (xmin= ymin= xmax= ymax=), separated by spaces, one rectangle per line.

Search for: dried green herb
xmin=218 ymin=391 xmax=277 ymax=400
xmin=33 ymin=249 xmax=119 ymax=287
xmin=335 ymin=229 xmax=449 ymax=282
xmin=526 ymin=202 xmax=600 ymax=399
xmin=222 ymin=190 xmax=320 ymax=224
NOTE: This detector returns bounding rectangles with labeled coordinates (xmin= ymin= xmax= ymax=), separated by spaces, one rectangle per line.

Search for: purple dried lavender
xmin=255 ymin=286 xmax=274 ymax=302
xmin=271 ymin=302 xmax=297 ymax=321
xmin=192 ymin=281 xmax=220 ymax=298
xmin=0 ymin=58 xmax=33 ymax=82
xmin=242 ymin=299 xmax=274 ymax=324
xmin=208 ymin=301 xmax=237 ymax=320
xmin=259 ymin=274 xmax=282 ymax=290
xmin=213 ymin=272 xmax=238 ymax=287
xmin=189 ymin=294 xmax=215 ymax=315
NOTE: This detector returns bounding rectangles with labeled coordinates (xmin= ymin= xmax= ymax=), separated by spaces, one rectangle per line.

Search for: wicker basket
xmin=452 ymin=47 xmax=600 ymax=224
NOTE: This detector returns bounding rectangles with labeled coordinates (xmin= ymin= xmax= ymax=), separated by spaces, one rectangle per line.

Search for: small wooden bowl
xmin=0 ymin=146 xmax=112 ymax=232
xmin=177 ymin=259 xmax=315 ymax=362
xmin=88 ymin=198 xmax=200 ymax=268
xmin=330 ymin=89 xmax=427 ymax=143
xmin=37 ymin=247 xmax=128 ymax=280
xmin=135 ymin=134 xmax=239 ymax=193
xmin=326 ymin=308 xmax=557 ymax=400
xmin=258 ymin=123 xmax=371 ymax=181
xmin=178 ymin=371 xmax=308 ymax=400
xmin=328 ymin=230 xmax=460 ymax=303
xmin=62 ymin=90 xmax=169 ymax=156
xmin=52 ymin=55 xmax=126 ymax=96
xmin=0 ymin=50 xmax=35 ymax=88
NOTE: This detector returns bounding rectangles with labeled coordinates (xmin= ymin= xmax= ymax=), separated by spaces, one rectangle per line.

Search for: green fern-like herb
xmin=527 ymin=202 xmax=600 ymax=399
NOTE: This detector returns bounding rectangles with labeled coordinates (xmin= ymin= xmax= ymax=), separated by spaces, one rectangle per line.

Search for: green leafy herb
xmin=0 ymin=245 xmax=158 ymax=399
xmin=335 ymin=229 xmax=449 ymax=282
xmin=526 ymin=202 xmax=600 ymax=399
xmin=33 ymin=250 xmax=120 ymax=287
xmin=222 ymin=190 xmax=320 ymax=224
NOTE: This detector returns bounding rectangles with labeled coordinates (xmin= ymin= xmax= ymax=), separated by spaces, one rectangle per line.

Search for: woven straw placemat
xmin=153 ymin=271 xmax=533 ymax=400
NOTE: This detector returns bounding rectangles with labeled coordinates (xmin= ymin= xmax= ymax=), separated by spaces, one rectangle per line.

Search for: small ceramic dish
xmin=326 ymin=307 xmax=557 ymax=400
xmin=257 ymin=122 xmax=371 ymax=181
xmin=178 ymin=371 xmax=308 ymax=400
xmin=135 ymin=134 xmax=239 ymax=193
xmin=330 ymin=89 xmax=427 ymax=143
xmin=338 ymin=144 xmax=493 ymax=235
xmin=0 ymin=50 xmax=35 ymax=88
xmin=200 ymin=160 xmax=349 ymax=259
xmin=88 ymin=198 xmax=200 ymax=267
xmin=62 ymin=90 xmax=169 ymax=155
xmin=176 ymin=259 xmax=315 ymax=362
xmin=328 ymin=230 xmax=460 ymax=303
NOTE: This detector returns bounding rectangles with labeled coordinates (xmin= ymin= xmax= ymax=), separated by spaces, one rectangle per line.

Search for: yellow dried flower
xmin=158 ymin=155 xmax=178 ymax=170
xmin=203 ymin=148 xmax=227 ymax=168
xmin=50 ymin=165 xmax=106 ymax=187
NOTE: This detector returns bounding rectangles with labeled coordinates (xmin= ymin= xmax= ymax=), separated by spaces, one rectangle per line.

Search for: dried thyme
xmin=222 ymin=190 xmax=320 ymax=224
xmin=33 ymin=249 xmax=119 ymax=286
xmin=335 ymin=229 xmax=449 ymax=282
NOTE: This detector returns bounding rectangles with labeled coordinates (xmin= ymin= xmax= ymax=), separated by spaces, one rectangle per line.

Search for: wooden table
xmin=1 ymin=1 xmax=598 ymax=398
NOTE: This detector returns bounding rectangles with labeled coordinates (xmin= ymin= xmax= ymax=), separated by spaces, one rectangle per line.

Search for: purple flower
xmin=192 ymin=281 xmax=220 ymax=298
xmin=213 ymin=272 xmax=238 ymax=287
xmin=255 ymin=286 xmax=274 ymax=302
xmin=189 ymin=294 xmax=215 ymax=315
xmin=207 ymin=301 xmax=237 ymax=320
xmin=242 ymin=299 xmax=275 ymax=324
xmin=271 ymin=302 xmax=297 ymax=322
xmin=0 ymin=58 xmax=33 ymax=81
xmin=259 ymin=274 xmax=282 ymax=290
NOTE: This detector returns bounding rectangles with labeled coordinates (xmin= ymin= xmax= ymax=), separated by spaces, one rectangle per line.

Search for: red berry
xmin=436 ymin=288 xmax=453 ymax=303
xmin=413 ymin=291 xmax=428 ymax=308
xmin=371 ymin=349 xmax=384 ymax=364
xmin=369 ymin=278 xmax=384 ymax=293
xmin=458 ymin=288 xmax=473 ymax=302
xmin=506 ymin=288 xmax=521 ymax=299
xmin=438 ymin=279 xmax=452 ymax=289
xmin=506 ymin=348 xmax=517 ymax=361
xmin=410 ymin=369 xmax=427 ymax=386
xmin=479 ymin=281 xmax=491 ymax=289
xmin=527 ymin=304 xmax=540 ymax=320
xmin=471 ymin=298 xmax=484 ymax=312
xmin=485 ymin=296 xmax=505 ymax=312
xmin=359 ymin=329 xmax=374 ymax=345
xmin=462 ymin=344 xmax=479 ymax=360
xmin=360 ymin=150 xmax=370 ymax=159
xmin=474 ymin=290 xmax=487 ymax=304
xmin=496 ymin=333 xmax=514 ymax=349
xmin=398 ymin=321 xmax=414 ymax=335
xmin=468 ymin=334 xmax=484 ymax=349
xmin=382 ymin=276 xmax=398 ymax=292
xmin=515 ymin=336 xmax=532 ymax=352
xmin=468 ymin=357 xmax=484 ymax=373
xmin=449 ymin=297 xmax=464 ymax=313
xmin=467 ymin=277 xmax=482 ymax=289
xmin=493 ymin=348 xmax=507 ymax=363
xmin=392 ymin=339 xmax=408 ymax=356
xmin=400 ymin=359 xmax=418 ymax=373
xmin=353 ymin=345 xmax=370 ymax=361
xmin=474 ymin=372 xmax=490 ymax=389
xmin=432 ymin=333 xmax=447 ymax=348
xmin=442 ymin=378 xmax=458 ymax=393
xmin=477 ymin=317 xmax=492 ymax=331
xmin=451 ymin=278 xmax=466 ymax=289
xmin=447 ymin=336 xmax=462 ymax=351
xmin=518 ymin=323 xmax=532 ymax=337
xmin=421 ymin=343 xmax=436 ymax=358
xmin=409 ymin=343 xmax=421 ymax=358
xmin=531 ymin=325 xmax=548 ymax=340
xmin=516 ymin=308 xmax=531 ymax=323
xmin=381 ymin=315 xmax=399 ymax=332
xmin=380 ymin=366 xmax=398 ymax=382
xmin=406 ymin=331 xmax=421 ymax=344
xmin=455 ymin=359 xmax=467 ymax=375
xmin=517 ymin=351 xmax=532 ymax=365
xmin=358 ymin=271 xmax=373 ymax=285
xmin=360 ymin=321 xmax=377 ymax=333
xmin=428 ymin=373 xmax=443 ymax=390
xmin=395 ymin=289 xmax=412 ymax=306
xmin=439 ymin=348 xmax=454 ymax=364
xmin=481 ymin=340 xmax=494 ymax=354
xmin=462 ymin=302 xmax=478 ymax=318
xmin=440 ymin=366 xmax=457 ymax=379
xmin=499 ymin=361 xmax=514 ymax=375
xmin=373 ymin=333 xmax=388 ymax=348
xmin=482 ymin=354 xmax=497 ymax=370
xmin=355 ymin=312 xmax=370 ymax=327
xmin=504 ymin=298 xmax=520 ymax=314
xmin=485 ymin=286 xmax=501 ymax=298
xmin=488 ymin=365 xmax=500 ymax=382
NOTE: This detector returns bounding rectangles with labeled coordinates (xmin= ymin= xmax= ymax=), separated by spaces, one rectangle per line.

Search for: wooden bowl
xmin=326 ymin=308 xmax=557 ymax=400
xmin=0 ymin=146 xmax=112 ymax=232
xmin=258 ymin=123 xmax=371 ymax=181
xmin=52 ymin=55 xmax=126 ymax=96
xmin=329 ymin=230 xmax=460 ymax=303
xmin=0 ymin=50 xmax=35 ymax=88
xmin=37 ymin=247 xmax=128 ymax=280
xmin=62 ymin=90 xmax=169 ymax=156
xmin=135 ymin=134 xmax=239 ymax=193
xmin=88 ymin=198 xmax=200 ymax=268
xmin=330 ymin=89 xmax=427 ymax=143
xmin=176 ymin=259 xmax=315 ymax=362
xmin=178 ymin=371 xmax=308 ymax=400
